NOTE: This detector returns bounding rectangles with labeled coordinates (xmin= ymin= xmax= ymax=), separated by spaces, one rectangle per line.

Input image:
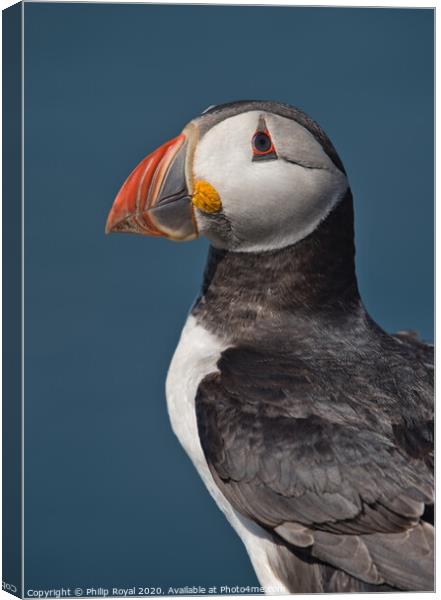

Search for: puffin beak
xmin=105 ymin=133 xmax=198 ymax=240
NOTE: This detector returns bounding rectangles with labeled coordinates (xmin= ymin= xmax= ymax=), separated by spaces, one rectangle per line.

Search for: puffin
xmin=106 ymin=101 xmax=434 ymax=593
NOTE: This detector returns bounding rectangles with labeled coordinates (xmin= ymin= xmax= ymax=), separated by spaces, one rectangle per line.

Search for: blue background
xmin=23 ymin=3 xmax=434 ymax=593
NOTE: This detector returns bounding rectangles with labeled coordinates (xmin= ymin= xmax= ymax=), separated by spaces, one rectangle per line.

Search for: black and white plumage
xmin=106 ymin=101 xmax=434 ymax=593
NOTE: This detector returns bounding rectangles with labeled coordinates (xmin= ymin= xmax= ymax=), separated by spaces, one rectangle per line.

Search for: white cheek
xmin=193 ymin=110 xmax=260 ymax=186
xmin=193 ymin=112 xmax=348 ymax=251
xmin=225 ymin=162 xmax=346 ymax=248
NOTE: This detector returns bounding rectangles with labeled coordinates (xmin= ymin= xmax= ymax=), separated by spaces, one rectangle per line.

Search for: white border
xmin=0 ymin=2 xmax=436 ymax=600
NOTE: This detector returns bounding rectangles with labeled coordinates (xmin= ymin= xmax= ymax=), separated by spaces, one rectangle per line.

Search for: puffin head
xmin=106 ymin=101 xmax=349 ymax=252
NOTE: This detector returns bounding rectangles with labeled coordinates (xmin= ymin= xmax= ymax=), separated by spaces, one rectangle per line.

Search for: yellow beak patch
xmin=192 ymin=180 xmax=222 ymax=213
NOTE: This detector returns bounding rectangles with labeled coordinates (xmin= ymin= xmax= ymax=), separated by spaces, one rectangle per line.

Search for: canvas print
xmin=3 ymin=2 xmax=434 ymax=597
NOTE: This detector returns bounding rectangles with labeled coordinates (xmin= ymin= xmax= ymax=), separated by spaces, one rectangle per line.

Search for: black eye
xmin=253 ymin=132 xmax=272 ymax=154
xmin=251 ymin=126 xmax=278 ymax=162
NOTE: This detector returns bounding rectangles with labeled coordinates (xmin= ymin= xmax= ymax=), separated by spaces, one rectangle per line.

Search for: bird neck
xmin=193 ymin=190 xmax=364 ymax=341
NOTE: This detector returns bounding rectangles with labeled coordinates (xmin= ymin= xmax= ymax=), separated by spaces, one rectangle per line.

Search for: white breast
xmin=166 ymin=314 xmax=226 ymax=483
xmin=165 ymin=315 xmax=290 ymax=594
xmin=166 ymin=314 xmax=230 ymax=501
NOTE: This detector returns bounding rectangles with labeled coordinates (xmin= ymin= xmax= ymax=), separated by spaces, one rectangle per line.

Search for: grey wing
xmin=390 ymin=331 xmax=434 ymax=472
xmin=196 ymin=346 xmax=434 ymax=591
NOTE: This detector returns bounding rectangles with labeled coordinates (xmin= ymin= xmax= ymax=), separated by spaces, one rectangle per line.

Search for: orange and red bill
xmin=105 ymin=132 xmax=198 ymax=241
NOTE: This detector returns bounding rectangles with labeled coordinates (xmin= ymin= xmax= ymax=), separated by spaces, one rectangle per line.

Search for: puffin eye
xmin=253 ymin=132 xmax=272 ymax=153
xmin=252 ymin=129 xmax=277 ymax=161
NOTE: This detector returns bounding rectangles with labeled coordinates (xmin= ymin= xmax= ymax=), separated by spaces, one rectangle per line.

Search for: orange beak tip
xmin=106 ymin=132 xmax=197 ymax=240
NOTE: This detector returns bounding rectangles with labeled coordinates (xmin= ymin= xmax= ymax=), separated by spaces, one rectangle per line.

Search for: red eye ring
xmin=252 ymin=129 xmax=276 ymax=157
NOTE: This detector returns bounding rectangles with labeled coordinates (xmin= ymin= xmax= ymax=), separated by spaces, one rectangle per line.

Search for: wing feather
xmin=196 ymin=342 xmax=434 ymax=590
